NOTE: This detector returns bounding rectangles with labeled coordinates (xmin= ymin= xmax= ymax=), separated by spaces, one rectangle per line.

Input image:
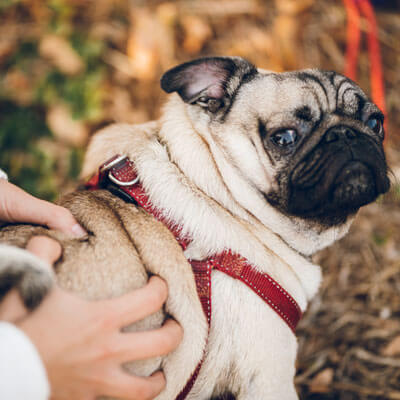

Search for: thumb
xmin=26 ymin=236 xmax=62 ymax=266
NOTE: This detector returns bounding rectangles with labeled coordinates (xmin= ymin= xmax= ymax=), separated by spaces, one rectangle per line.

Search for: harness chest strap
xmin=85 ymin=155 xmax=303 ymax=399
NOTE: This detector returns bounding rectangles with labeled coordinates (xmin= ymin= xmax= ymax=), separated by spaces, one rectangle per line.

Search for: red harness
xmin=86 ymin=155 xmax=302 ymax=399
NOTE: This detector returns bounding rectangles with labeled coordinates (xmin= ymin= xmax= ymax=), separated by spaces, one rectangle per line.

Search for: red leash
xmin=86 ymin=155 xmax=303 ymax=399
xmin=343 ymin=0 xmax=387 ymax=137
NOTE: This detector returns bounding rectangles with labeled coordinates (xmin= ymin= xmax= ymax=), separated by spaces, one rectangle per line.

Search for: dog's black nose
xmin=324 ymin=126 xmax=357 ymax=143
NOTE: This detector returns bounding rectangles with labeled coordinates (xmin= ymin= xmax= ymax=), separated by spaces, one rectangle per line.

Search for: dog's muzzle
xmin=288 ymin=126 xmax=390 ymax=219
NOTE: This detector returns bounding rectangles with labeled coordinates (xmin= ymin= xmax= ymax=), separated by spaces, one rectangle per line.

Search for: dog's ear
xmin=160 ymin=57 xmax=257 ymax=113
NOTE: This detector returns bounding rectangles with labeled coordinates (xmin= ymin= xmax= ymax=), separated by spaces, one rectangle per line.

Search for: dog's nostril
xmin=324 ymin=130 xmax=339 ymax=143
xmin=325 ymin=127 xmax=358 ymax=143
xmin=346 ymin=129 xmax=357 ymax=139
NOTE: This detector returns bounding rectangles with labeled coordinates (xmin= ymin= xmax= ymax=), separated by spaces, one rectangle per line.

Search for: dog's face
xmin=161 ymin=57 xmax=390 ymax=229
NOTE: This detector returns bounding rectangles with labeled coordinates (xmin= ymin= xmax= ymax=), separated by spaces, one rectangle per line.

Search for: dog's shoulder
xmin=60 ymin=189 xmax=187 ymax=266
xmin=57 ymin=190 xmax=196 ymax=296
xmin=81 ymin=121 xmax=160 ymax=179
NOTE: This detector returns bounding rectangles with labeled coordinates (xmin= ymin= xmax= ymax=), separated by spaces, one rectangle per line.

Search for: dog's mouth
xmin=288 ymin=161 xmax=382 ymax=220
xmin=331 ymin=161 xmax=377 ymax=209
xmin=283 ymin=133 xmax=390 ymax=223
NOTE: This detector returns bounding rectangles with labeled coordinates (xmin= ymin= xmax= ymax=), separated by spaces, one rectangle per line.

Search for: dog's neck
xmin=150 ymin=96 xmax=334 ymax=303
xmin=82 ymin=96 xmax=350 ymax=305
xmin=158 ymin=96 xmax=352 ymax=256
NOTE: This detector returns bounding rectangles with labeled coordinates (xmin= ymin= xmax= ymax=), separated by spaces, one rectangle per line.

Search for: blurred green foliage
xmin=36 ymin=33 xmax=106 ymax=121
xmin=0 ymin=102 xmax=56 ymax=198
xmin=0 ymin=0 xmax=21 ymax=12
xmin=0 ymin=0 xmax=107 ymax=200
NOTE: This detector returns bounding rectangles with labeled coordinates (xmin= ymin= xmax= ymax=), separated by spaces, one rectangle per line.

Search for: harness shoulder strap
xmin=86 ymin=155 xmax=302 ymax=331
xmin=86 ymin=154 xmax=303 ymax=399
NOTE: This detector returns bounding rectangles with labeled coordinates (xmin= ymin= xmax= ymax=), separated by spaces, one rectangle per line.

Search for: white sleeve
xmin=0 ymin=322 xmax=50 ymax=400
xmin=0 ymin=169 xmax=8 ymax=180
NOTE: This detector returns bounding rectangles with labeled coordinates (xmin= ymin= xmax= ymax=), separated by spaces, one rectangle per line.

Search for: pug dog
xmin=0 ymin=56 xmax=390 ymax=400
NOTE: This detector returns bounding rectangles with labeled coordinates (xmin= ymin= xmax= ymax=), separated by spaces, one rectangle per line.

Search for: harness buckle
xmin=100 ymin=155 xmax=139 ymax=187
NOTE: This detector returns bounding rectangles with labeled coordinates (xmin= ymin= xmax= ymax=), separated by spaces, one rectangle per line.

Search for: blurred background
xmin=0 ymin=0 xmax=399 ymax=398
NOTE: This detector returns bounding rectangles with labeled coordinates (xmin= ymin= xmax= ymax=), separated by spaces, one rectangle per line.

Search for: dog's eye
xmin=271 ymin=129 xmax=298 ymax=147
xmin=196 ymin=97 xmax=223 ymax=113
xmin=366 ymin=117 xmax=383 ymax=138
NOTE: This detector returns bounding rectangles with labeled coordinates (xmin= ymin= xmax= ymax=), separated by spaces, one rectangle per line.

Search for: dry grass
xmin=1 ymin=1 xmax=400 ymax=398
xmin=297 ymin=149 xmax=400 ymax=399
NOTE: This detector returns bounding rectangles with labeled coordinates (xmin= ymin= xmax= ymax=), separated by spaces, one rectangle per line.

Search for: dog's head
xmin=161 ymin=57 xmax=390 ymax=250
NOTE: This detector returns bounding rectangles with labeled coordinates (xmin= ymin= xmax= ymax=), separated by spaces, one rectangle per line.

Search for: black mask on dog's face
xmin=261 ymin=72 xmax=390 ymax=226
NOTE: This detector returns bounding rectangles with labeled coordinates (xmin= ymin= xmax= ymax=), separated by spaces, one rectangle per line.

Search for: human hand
xmin=0 ymin=180 xmax=86 ymax=237
xmin=1 ymin=236 xmax=182 ymax=400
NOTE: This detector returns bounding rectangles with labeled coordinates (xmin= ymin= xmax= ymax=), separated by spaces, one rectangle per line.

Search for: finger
xmin=26 ymin=236 xmax=62 ymax=266
xmin=33 ymin=201 xmax=86 ymax=238
xmin=0 ymin=290 xmax=28 ymax=322
xmin=99 ymin=276 xmax=168 ymax=328
xmin=101 ymin=370 xmax=166 ymax=400
xmin=113 ymin=319 xmax=183 ymax=362
xmin=0 ymin=182 xmax=86 ymax=237
xmin=41 ymin=203 xmax=87 ymax=237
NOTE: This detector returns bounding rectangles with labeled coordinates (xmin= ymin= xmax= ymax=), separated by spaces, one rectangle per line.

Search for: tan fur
xmin=0 ymin=190 xmax=207 ymax=399
xmin=0 ymin=98 xmax=322 ymax=399
xmin=1 ymin=63 xmax=384 ymax=399
xmin=77 ymin=108 xmax=318 ymax=399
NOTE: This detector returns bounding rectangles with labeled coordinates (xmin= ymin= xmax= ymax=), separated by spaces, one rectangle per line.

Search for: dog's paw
xmin=0 ymin=245 xmax=54 ymax=309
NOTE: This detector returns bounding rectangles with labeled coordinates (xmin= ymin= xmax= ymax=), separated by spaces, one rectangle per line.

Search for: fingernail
xmin=71 ymin=223 xmax=87 ymax=238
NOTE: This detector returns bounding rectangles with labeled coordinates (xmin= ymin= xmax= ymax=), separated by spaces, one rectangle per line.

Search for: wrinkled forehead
xmin=234 ymin=70 xmax=370 ymax=121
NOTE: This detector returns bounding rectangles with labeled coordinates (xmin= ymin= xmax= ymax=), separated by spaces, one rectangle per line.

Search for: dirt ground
xmin=1 ymin=1 xmax=400 ymax=398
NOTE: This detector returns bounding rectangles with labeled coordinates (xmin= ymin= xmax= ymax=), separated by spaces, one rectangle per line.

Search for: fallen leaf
xmin=181 ymin=15 xmax=212 ymax=54
xmin=383 ymin=335 xmax=400 ymax=357
xmin=309 ymin=368 xmax=334 ymax=393
xmin=39 ymin=35 xmax=84 ymax=76
xmin=4 ymin=69 xmax=34 ymax=105
xmin=275 ymin=0 xmax=315 ymax=15
xmin=0 ymin=37 xmax=16 ymax=63
xmin=248 ymin=28 xmax=273 ymax=54
xmin=127 ymin=8 xmax=164 ymax=81
xmin=46 ymin=104 xmax=88 ymax=147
